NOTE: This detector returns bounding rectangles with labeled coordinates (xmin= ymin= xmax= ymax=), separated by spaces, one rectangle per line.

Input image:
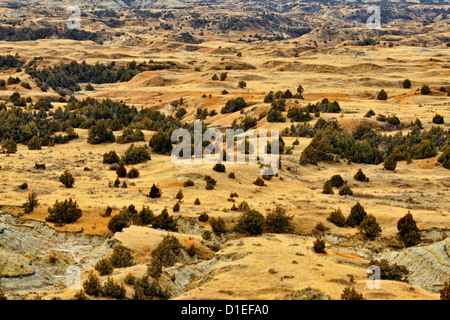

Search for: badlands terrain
xmin=0 ymin=0 xmax=449 ymax=300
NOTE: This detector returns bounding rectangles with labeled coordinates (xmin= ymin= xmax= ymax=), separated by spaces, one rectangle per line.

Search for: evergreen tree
xmin=148 ymin=184 xmax=162 ymax=199
xmin=346 ymin=202 xmax=367 ymax=227
xmin=27 ymin=135 xmax=42 ymax=150
xmin=359 ymin=214 xmax=382 ymax=239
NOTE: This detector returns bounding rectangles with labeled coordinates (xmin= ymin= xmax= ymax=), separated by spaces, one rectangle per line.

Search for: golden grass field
xmin=0 ymin=18 xmax=449 ymax=300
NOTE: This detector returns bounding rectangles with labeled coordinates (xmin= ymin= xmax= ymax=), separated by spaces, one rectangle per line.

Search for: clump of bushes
xmin=95 ymin=258 xmax=114 ymax=276
xmin=338 ymin=184 xmax=353 ymax=196
xmin=359 ymin=214 xmax=382 ymax=239
xmin=368 ymin=259 xmax=409 ymax=282
xmin=313 ymin=239 xmax=326 ymax=253
xmin=151 ymin=235 xmax=184 ymax=268
xmin=221 ymin=97 xmax=247 ymax=114
xmin=59 ymin=170 xmax=75 ymax=188
xmin=198 ymin=212 xmax=209 ymax=222
xmin=83 ymin=272 xmax=102 ymax=297
xmin=183 ymin=179 xmax=195 ymax=187
xmin=210 ymin=216 xmax=227 ymax=235
xmin=148 ymin=184 xmax=162 ymax=198
xmin=127 ymin=168 xmax=140 ymax=179
xmin=153 ymin=208 xmax=178 ymax=231
xmin=46 ymin=198 xmax=82 ymax=224
xmin=354 ymin=169 xmax=369 ymax=182
xmin=341 ymin=287 xmax=365 ymax=300
xmin=27 ymin=136 xmax=42 ymax=150
xmin=212 ymin=163 xmax=226 ymax=173
xmin=103 ymin=150 xmax=120 ymax=164
xmin=234 ymin=210 xmax=265 ymax=235
xmin=23 ymin=191 xmax=39 ymax=214
xmin=253 ymin=177 xmax=266 ymax=186
xmin=326 ymin=208 xmax=346 ymax=227
xmin=101 ymin=277 xmax=126 ymax=299
xmin=437 ymin=147 xmax=450 ymax=169
xmin=346 ymin=202 xmax=367 ymax=227
xmin=121 ymin=144 xmax=151 ymax=165
xmin=264 ymin=205 xmax=293 ymax=233
xmin=383 ymin=154 xmax=397 ymax=171
xmin=376 ymin=89 xmax=388 ymax=100
xmin=432 ymin=113 xmax=444 ymax=124
xmin=397 ymin=212 xmax=421 ymax=247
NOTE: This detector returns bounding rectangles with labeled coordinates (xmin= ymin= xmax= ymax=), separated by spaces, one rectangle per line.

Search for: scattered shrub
xmin=23 ymin=191 xmax=39 ymax=214
xmin=341 ymin=287 xmax=365 ymax=300
xmin=148 ymin=184 xmax=162 ymax=198
xmin=234 ymin=210 xmax=264 ymax=235
xmin=376 ymin=89 xmax=387 ymax=100
xmin=213 ymin=163 xmax=226 ymax=173
xmin=59 ymin=170 xmax=75 ymax=188
xmin=402 ymin=79 xmax=411 ymax=89
xmin=432 ymin=113 xmax=444 ymax=124
xmin=368 ymin=259 xmax=409 ymax=282
xmin=253 ymin=177 xmax=266 ymax=186
xmin=183 ymin=179 xmax=195 ymax=187
xmin=116 ymin=164 xmax=127 ymax=178
xmin=313 ymin=239 xmax=326 ymax=253
xmin=1 ymin=138 xmax=17 ymax=154
xmin=101 ymin=277 xmax=126 ymax=299
xmin=153 ymin=208 xmax=178 ymax=231
xmin=327 ymin=208 xmax=346 ymax=227
xmin=420 ymin=84 xmax=431 ymax=95
xmin=264 ymin=205 xmax=293 ymax=234
xmin=95 ymin=258 xmax=114 ymax=276
xmin=383 ymin=154 xmax=397 ymax=171
xmin=440 ymin=280 xmax=450 ymax=300
xmin=329 ymin=175 xmax=344 ymax=188
xmin=194 ymin=198 xmax=201 ymax=205
xmin=124 ymin=273 xmax=136 ymax=285
xmin=27 ymin=136 xmax=42 ymax=150
xmin=397 ymin=212 xmax=421 ymax=247
xmin=46 ymin=198 xmax=82 ymax=224
xmin=103 ymin=151 xmax=119 ymax=164
xmin=322 ymin=180 xmax=334 ymax=194
xmin=338 ymin=184 xmax=353 ymax=196
xmin=110 ymin=245 xmax=134 ymax=268
xmin=346 ymin=202 xmax=367 ymax=227
xmin=359 ymin=214 xmax=382 ymax=239
xmin=83 ymin=272 xmax=102 ymax=297
xmin=354 ymin=169 xmax=369 ymax=182
xmin=210 ymin=216 xmax=227 ymax=235
xmin=127 ymin=168 xmax=140 ymax=179
xmin=198 ymin=212 xmax=209 ymax=222
xmin=175 ymin=189 xmax=184 ymax=202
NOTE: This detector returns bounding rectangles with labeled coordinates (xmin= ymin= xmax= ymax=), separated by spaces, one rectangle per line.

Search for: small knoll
xmin=266 ymin=61 xmax=384 ymax=74
xmin=208 ymin=61 xmax=256 ymax=71
xmin=0 ymin=249 xmax=35 ymax=278
xmin=113 ymin=225 xmax=214 ymax=263
xmin=379 ymin=238 xmax=450 ymax=293
xmin=127 ymin=72 xmax=178 ymax=87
